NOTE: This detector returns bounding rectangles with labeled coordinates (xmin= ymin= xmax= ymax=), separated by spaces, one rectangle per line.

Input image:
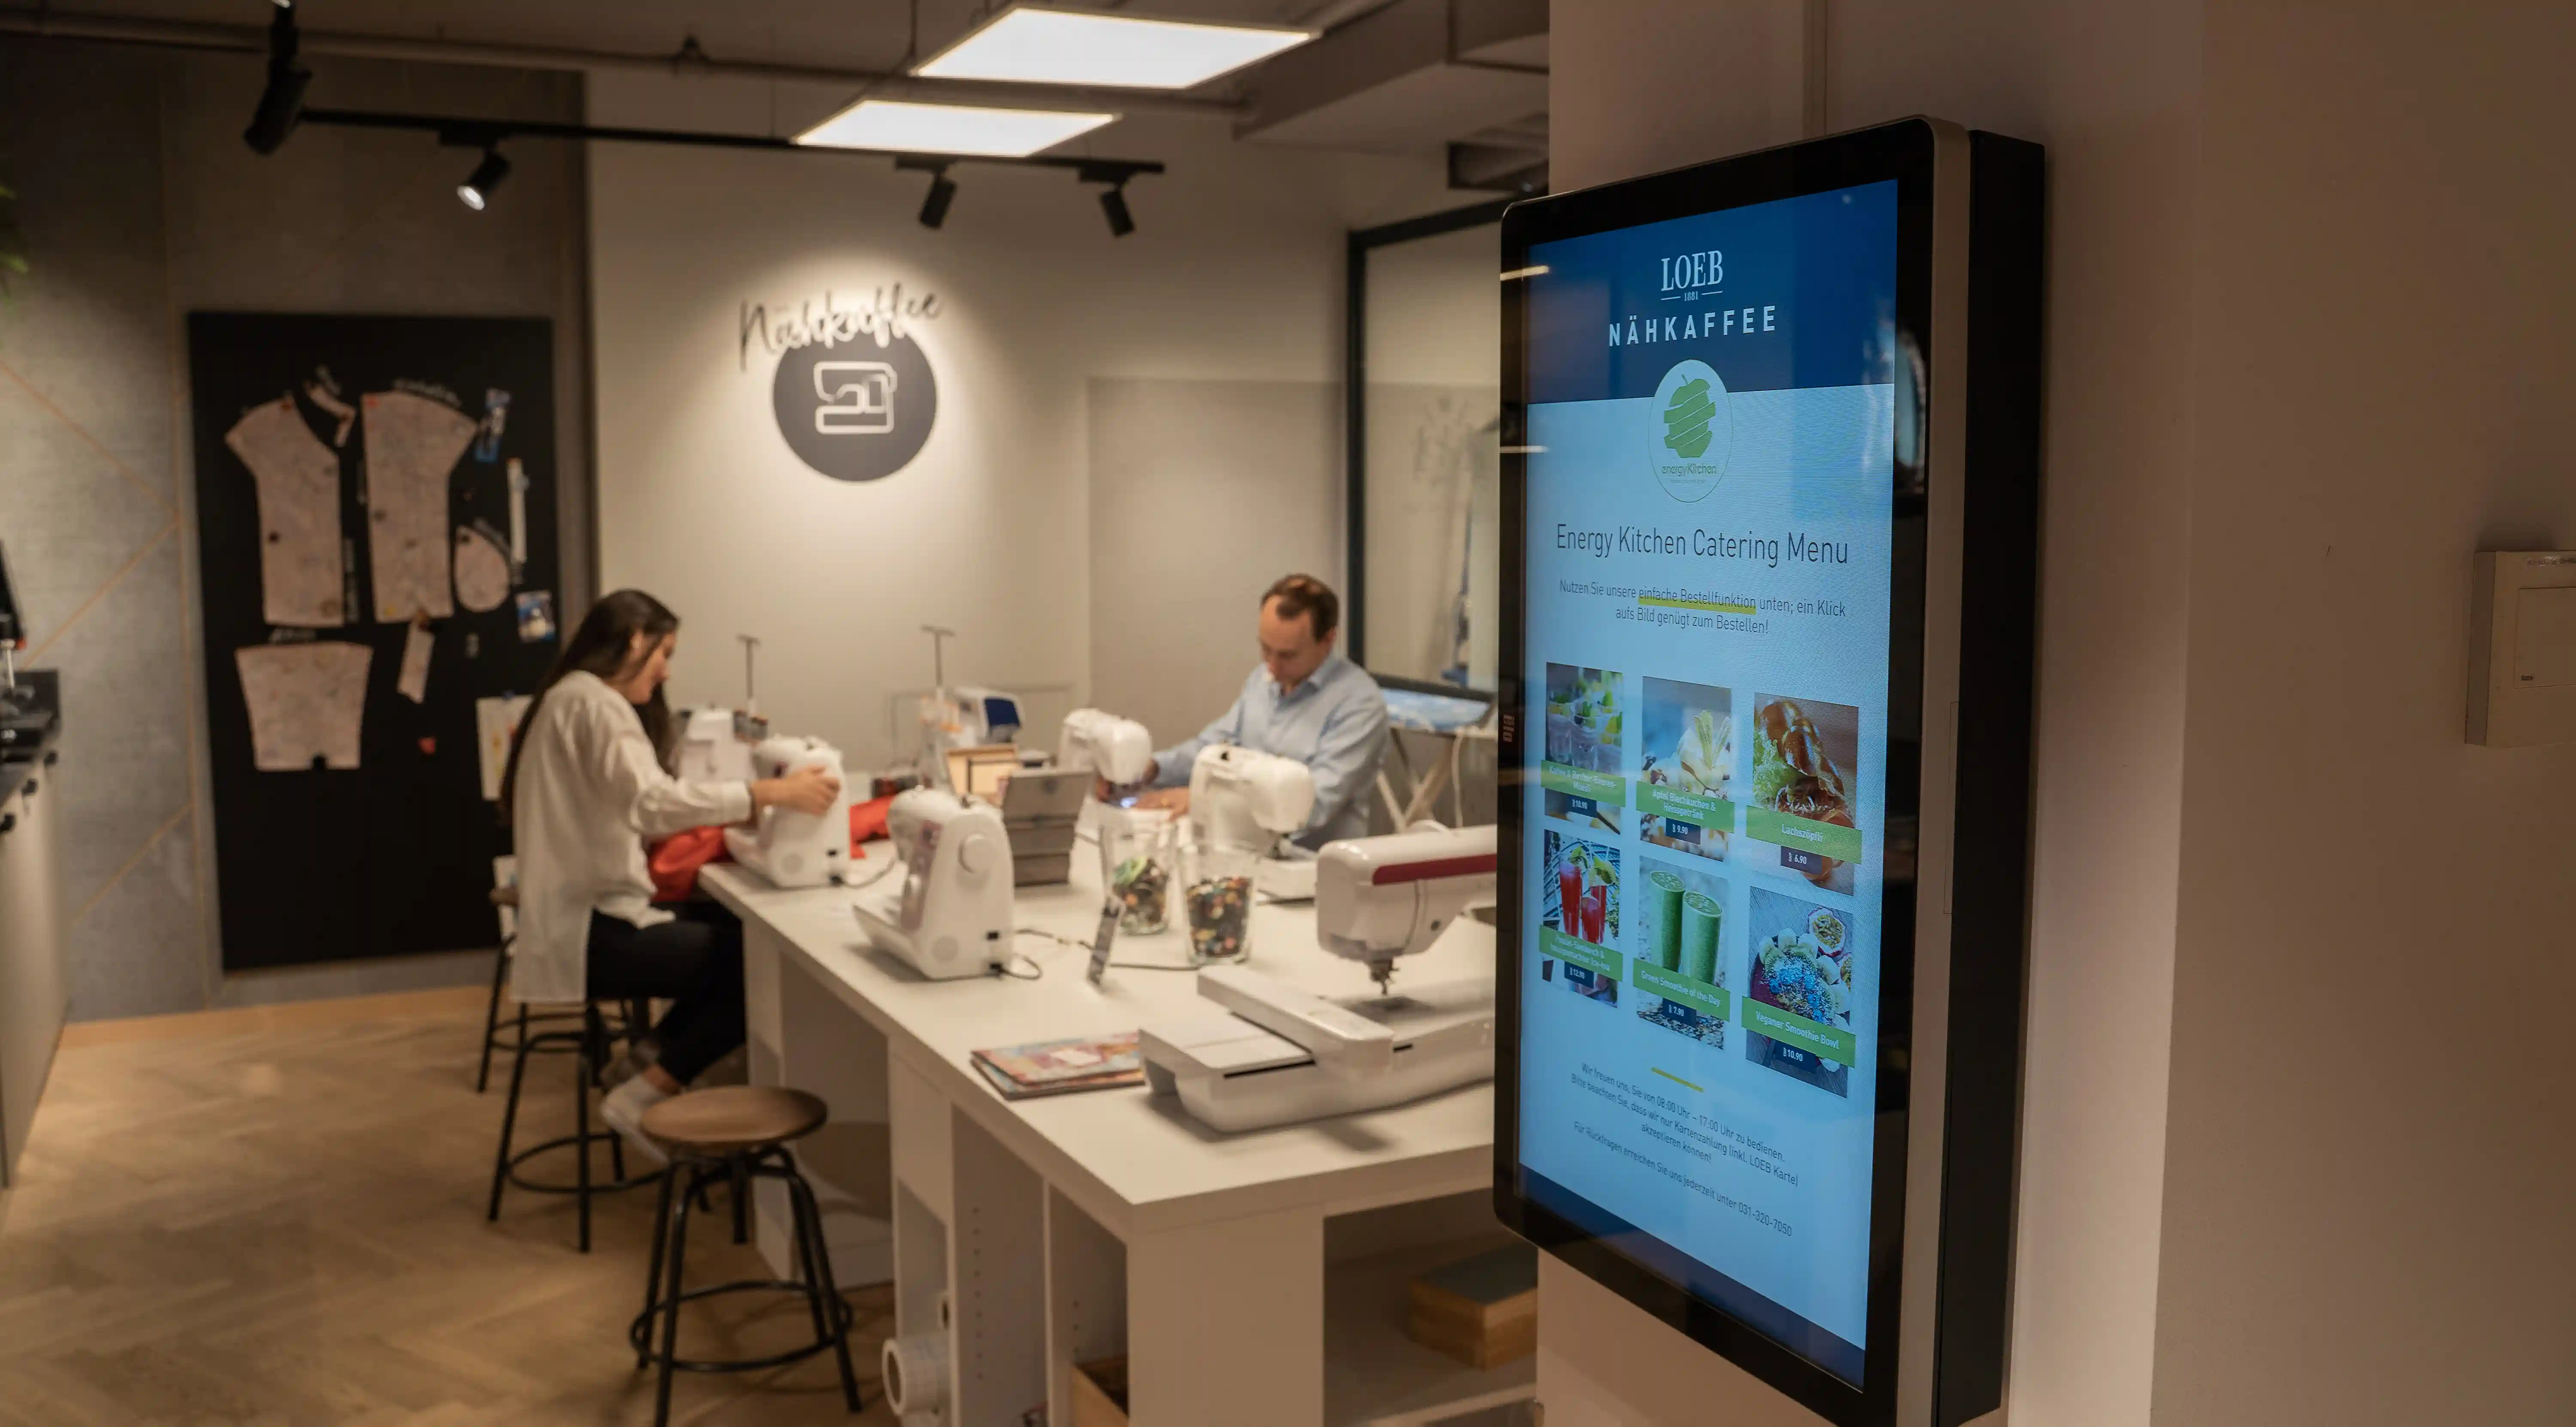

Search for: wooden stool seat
xmin=641 ymin=1086 xmax=828 ymax=1156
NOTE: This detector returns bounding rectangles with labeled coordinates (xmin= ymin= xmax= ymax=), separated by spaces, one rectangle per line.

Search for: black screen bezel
xmin=1492 ymin=118 xmax=1938 ymax=1427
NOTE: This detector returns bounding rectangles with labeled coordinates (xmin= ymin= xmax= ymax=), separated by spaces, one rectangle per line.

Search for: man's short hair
xmin=1262 ymin=574 xmax=1340 ymax=641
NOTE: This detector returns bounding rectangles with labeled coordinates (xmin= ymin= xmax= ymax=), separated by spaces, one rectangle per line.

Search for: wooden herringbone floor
xmin=0 ymin=993 xmax=898 ymax=1426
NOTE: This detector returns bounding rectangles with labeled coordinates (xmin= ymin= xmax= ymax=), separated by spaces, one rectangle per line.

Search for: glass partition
xmin=1350 ymin=204 xmax=1507 ymax=690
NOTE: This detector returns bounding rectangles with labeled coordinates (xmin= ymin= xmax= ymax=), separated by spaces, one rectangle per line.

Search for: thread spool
xmin=881 ymin=1331 xmax=950 ymax=1415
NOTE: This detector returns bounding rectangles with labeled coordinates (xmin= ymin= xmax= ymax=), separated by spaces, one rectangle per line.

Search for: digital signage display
xmin=1495 ymin=120 xmax=2043 ymax=1427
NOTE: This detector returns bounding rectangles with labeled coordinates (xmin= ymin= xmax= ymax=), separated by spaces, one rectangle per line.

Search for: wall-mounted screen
xmin=1496 ymin=120 xmax=2043 ymax=1427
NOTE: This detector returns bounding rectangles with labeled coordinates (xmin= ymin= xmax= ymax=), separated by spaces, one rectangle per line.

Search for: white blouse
xmin=507 ymin=670 xmax=751 ymax=1004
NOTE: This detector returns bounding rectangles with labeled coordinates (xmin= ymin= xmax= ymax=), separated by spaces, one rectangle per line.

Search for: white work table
xmin=703 ymin=843 xmax=1527 ymax=1427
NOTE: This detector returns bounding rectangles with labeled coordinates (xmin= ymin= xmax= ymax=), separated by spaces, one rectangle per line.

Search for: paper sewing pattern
xmin=476 ymin=694 xmax=533 ymax=801
xmin=506 ymin=457 xmax=529 ymax=567
xmin=397 ymin=619 xmax=434 ymax=703
xmin=361 ymin=390 xmax=477 ymax=622
xmin=237 ymin=642 xmax=373 ymax=771
xmin=453 ymin=525 xmax=511 ymax=613
xmin=225 ymin=397 xmax=347 ymax=628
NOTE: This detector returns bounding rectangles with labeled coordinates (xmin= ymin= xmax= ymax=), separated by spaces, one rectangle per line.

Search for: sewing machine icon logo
xmin=768 ymin=329 xmax=937 ymax=483
xmin=813 ymin=361 xmax=899 ymax=436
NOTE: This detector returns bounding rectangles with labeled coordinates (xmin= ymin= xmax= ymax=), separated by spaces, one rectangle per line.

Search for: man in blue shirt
xmin=1135 ymin=574 xmax=1387 ymax=848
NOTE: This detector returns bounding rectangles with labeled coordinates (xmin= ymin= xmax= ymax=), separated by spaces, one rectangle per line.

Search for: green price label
xmin=1636 ymin=784 xmax=1735 ymax=830
xmin=1541 ymin=928 xmax=1623 ymax=983
xmin=1543 ymin=763 xmax=1628 ymax=807
xmin=1742 ymin=808 xmax=1864 ymax=863
xmin=1632 ymin=962 xmax=1729 ymax=1021
xmin=1741 ymin=1000 xmax=1859 ymax=1066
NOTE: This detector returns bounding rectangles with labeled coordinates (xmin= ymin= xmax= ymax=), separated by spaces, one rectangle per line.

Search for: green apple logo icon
xmin=1662 ymin=376 xmax=1716 ymax=458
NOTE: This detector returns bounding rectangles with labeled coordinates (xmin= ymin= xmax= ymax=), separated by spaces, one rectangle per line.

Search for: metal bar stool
xmin=476 ymin=885 xmax=594 ymax=1093
xmin=487 ymin=996 xmax=660 ymax=1252
xmin=629 ymin=1086 xmax=864 ymax=1427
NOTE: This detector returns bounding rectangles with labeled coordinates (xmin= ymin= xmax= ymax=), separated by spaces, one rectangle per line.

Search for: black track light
xmin=457 ymin=148 xmax=511 ymax=211
xmin=918 ymin=170 xmax=957 ymax=230
xmin=1100 ymin=183 xmax=1134 ymax=239
xmin=241 ymin=3 xmax=310 ymax=155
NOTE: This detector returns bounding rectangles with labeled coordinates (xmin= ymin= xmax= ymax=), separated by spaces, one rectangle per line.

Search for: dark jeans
xmin=586 ymin=902 xmax=745 ymax=1085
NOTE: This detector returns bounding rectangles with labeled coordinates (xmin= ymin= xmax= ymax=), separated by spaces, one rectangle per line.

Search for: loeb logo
xmin=740 ymin=285 xmax=942 ymax=483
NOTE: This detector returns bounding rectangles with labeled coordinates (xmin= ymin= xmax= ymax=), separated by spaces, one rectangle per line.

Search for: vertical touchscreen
xmin=1512 ymin=180 xmax=1900 ymax=1386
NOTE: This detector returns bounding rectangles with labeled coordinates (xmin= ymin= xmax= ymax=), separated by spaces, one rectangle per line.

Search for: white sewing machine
xmin=1138 ymin=823 xmax=1498 ymax=1132
xmin=1058 ymin=707 xmax=1154 ymax=790
xmin=851 ymin=789 xmax=1015 ymax=981
xmin=917 ymin=684 xmax=1023 ymax=760
xmin=1188 ymin=744 xmax=1321 ymax=901
xmin=721 ymin=736 xmax=853 ymax=889
xmin=674 ymin=705 xmax=756 ymax=784
xmin=886 ymin=786 xmax=961 ymax=863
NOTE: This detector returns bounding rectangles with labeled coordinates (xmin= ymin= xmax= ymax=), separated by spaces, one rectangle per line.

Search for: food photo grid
xmin=1532 ymin=661 xmax=1881 ymax=1099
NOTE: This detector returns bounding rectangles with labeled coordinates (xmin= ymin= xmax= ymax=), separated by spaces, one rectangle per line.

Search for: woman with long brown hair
xmin=500 ymin=589 xmax=839 ymax=1157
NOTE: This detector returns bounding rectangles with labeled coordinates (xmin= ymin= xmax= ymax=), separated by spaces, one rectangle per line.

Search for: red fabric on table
xmin=645 ymin=792 xmax=898 ymax=902
xmin=646 ymin=825 xmax=730 ymax=902
xmin=849 ymin=792 xmax=893 ymax=846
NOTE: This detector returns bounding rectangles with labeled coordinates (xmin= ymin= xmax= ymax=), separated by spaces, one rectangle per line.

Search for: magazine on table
xmin=970 ymin=1031 xmax=1144 ymax=1099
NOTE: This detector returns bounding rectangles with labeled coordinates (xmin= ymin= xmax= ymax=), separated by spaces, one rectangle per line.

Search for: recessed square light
xmin=793 ymin=99 xmax=1117 ymax=158
xmin=912 ymin=5 xmax=1315 ymax=90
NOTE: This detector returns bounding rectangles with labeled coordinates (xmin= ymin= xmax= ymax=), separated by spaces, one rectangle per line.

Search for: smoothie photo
xmin=1542 ymin=832 xmax=1624 ymax=1006
xmin=1632 ymin=858 xmax=1729 ymax=1047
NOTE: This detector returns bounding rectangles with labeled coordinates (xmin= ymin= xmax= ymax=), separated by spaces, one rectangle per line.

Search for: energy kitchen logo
xmin=1604 ymin=248 xmax=1779 ymax=503
xmin=739 ymin=285 xmax=942 ymax=483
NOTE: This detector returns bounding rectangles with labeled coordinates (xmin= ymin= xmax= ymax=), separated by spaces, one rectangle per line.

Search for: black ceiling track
xmin=299 ymin=108 xmax=1166 ymax=185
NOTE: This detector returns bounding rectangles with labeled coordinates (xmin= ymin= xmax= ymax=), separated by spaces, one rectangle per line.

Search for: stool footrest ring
xmin=503 ymin=1131 xmax=664 ymax=1196
xmin=627 ymin=1278 xmax=860 ymax=1374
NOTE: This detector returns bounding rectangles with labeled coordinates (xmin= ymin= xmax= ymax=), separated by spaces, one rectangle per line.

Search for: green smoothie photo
xmin=1680 ymin=892 xmax=1722 ymax=983
xmin=1648 ymin=869 xmax=1687 ymax=970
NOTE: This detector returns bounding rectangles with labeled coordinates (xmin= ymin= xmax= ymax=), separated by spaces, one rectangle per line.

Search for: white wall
xmin=1548 ymin=3 xmax=2576 ymax=1425
xmin=1088 ymin=377 xmax=1341 ymax=747
xmin=585 ymin=70 xmax=1452 ymax=767
xmin=2153 ymin=6 xmax=2576 ymax=1423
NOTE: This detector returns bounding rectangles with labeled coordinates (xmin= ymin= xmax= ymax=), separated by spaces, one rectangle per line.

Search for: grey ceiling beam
xmin=1238 ymin=0 xmax=1546 ymax=151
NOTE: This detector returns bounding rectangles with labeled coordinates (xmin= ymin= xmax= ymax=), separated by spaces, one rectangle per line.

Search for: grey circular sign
xmin=771 ymin=335 xmax=938 ymax=483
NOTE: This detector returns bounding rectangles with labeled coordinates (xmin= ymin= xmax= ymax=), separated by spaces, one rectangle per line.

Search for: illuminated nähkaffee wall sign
xmin=738 ymin=285 xmax=942 ymax=483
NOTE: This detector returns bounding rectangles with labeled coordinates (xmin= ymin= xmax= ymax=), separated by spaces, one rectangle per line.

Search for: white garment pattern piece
xmin=453 ymin=525 xmax=511 ymax=613
xmin=396 ymin=619 xmax=434 ymax=703
xmin=224 ymin=397 xmax=346 ymax=627
xmin=475 ymin=694 xmax=532 ymax=801
xmin=361 ymin=390 xmax=477 ymax=622
xmin=236 ymin=642 xmax=373 ymax=771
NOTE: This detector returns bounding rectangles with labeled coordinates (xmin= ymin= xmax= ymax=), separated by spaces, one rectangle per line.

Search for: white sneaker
xmin=600 ymin=1076 xmax=672 ymax=1167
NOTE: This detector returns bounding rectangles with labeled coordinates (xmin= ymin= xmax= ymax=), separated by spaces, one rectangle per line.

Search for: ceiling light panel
xmin=794 ymin=99 xmax=1115 ymax=157
xmin=913 ymin=6 xmax=1314 ymax=90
